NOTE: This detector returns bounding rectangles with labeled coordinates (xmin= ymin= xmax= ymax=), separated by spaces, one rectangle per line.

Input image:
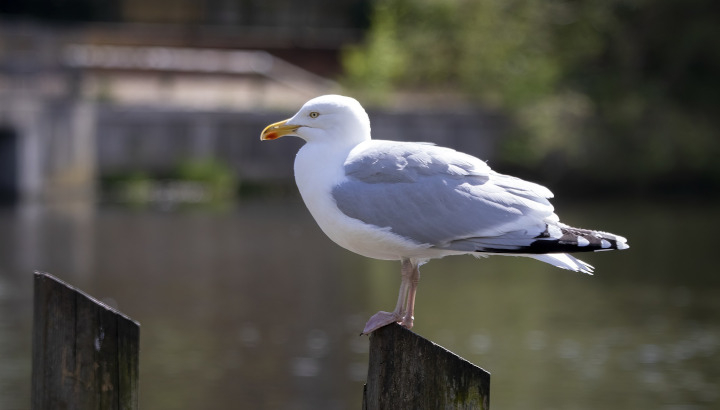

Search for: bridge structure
xmin=0 ymin=22 xmax=501 ymax=204
xmin=0 ymin=22 xmax=341 ymax=203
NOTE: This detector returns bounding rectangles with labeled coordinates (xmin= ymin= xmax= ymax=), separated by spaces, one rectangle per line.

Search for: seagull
xmin=261 ymin=95 xmax=629 ymax=335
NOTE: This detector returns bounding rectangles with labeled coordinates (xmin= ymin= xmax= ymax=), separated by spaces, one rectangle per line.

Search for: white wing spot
xmin=601 ymin=239 xmax=611 ymax=249
xmin=577 ymin=236 xmax=590 ymax=247
xmin=547 ymin=225 xmax=562 ymax=238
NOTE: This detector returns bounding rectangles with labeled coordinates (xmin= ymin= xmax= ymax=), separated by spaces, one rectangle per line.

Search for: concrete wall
xmin=0 ymin=97 xmax=504 ymax=203
xmin=0 ymin=95 xmax=96 ymax=203
xmin=95 ymin=105 xmax=505 ymax=182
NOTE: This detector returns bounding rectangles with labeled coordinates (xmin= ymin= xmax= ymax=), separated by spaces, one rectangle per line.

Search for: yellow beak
xmin=260 ymin=119 xmax=299 ymax=141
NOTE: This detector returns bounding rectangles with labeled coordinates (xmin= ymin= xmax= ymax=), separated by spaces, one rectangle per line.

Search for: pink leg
xmin=400 ymin=262 xmax=420 ymax=329
xmin=362 ymin=259 xmax=419 ymax=335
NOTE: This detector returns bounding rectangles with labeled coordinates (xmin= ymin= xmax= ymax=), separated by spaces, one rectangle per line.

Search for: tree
xmin=342 ymin=0 xmax=720 ymax=191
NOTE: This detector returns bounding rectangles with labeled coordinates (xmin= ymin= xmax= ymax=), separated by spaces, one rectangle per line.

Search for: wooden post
xmin=363 ymin=323 xmax=490 ymax=410
xmin=32 ymin=271 xmax=140 ymax=410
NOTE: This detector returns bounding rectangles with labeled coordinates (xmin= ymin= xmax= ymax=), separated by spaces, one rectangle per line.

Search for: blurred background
xmin=0 ymin=0 xmax=718 ymax=409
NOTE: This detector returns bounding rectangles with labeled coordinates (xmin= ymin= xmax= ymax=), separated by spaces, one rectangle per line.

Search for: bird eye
xmin=309 ymin=111 xmax=319 ymax=118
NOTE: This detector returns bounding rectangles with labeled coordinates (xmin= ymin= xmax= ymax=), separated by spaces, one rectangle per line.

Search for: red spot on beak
xmin=260 ymin=118 xmax=296 ymax=140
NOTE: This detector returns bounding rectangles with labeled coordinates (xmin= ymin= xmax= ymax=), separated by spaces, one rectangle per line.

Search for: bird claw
xmin=361 ymin=311 xmax=404 ymax=335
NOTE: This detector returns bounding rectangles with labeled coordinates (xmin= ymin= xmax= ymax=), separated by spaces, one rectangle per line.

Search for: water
xmin=1 ymin=198 xmax=719 ymax=409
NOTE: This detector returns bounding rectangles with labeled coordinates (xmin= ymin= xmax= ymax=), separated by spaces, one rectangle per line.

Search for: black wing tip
xmin=536 ymin=225 xmax=629 ymax=253
xmin=480 ymin=225 xmax=629 ymax=255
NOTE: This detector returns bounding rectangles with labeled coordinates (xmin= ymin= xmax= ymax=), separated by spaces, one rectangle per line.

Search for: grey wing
xmin=344 ymin=140 xmax=491 ymax=182
xmin=332 ymin=141 xmax=557 ymax=250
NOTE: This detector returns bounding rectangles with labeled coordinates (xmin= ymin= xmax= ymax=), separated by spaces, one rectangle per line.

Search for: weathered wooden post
xmin=32 ymin=271 xmax=140 ymax=410
xmin=363 ymin=323 xmax=490 ymax=410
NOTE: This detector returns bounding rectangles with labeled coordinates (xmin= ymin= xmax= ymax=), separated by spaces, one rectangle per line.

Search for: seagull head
xmin=260 ymin=95 xmax=370 ymax=145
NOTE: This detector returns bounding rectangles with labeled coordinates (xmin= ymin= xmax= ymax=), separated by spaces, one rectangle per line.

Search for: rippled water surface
xmin=1 ymin=198 xmax=718 ymax=409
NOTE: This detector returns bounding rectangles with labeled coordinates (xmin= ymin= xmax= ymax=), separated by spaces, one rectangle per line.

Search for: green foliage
xmin=457 ymin=1 xmax=562 ymax=108
xmin=102 ymin=158 xmax=238 ymax=206
xmin=342 ymin=0 xmax=564 ymax=107
xmin=172 ymin=158 xmax=238 ymax=203
xmin=174 ymin=158 xmax=237 ymax=198
xmin=342 ymin=0 xmax=720 ymax=190
xmin=111 ymin=171 xmax=153 ymax=206
xmin=342 ymin=1 xmax=408 ymax=102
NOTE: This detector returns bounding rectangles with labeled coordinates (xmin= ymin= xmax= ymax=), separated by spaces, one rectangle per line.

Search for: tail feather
xmin=441 ymin=220 xmax=629 ymax=275
xmin=457 ymin=223 xmax=629 ymax=255
xmin=530 ymin=253 xmax=594 ymax=274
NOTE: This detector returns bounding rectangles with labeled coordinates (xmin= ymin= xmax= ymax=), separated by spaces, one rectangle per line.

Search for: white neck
xmin=294 ymin=140 xmax=356 ymax=200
